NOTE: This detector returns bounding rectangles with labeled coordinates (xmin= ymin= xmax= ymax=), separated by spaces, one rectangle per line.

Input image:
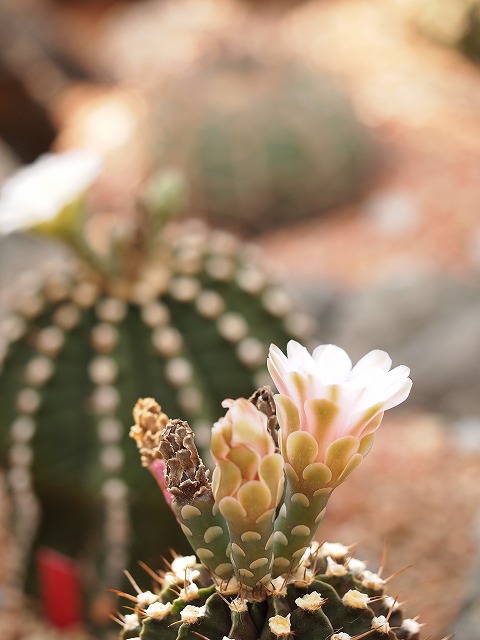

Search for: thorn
xmin=138 ymin=560 xmax=163 ymax=584
xmin=124 ymin=570 xmax=142 ymax=594
xmin=217 ymin=591 xmax=231 ymax=607
xmin=167 ymin=619 xmax=184 ymax=628
xmin=385 ymin=564 xmax=413 ymax=583
xmin=169 ymin=584 xmax=182 ymax=597
xmin=350 ymin=628 xmax=376 ymax=640
xmin=123 ymin=605 xmax=143 ymax=615
xmin=378 ymin=538 xmax=388 ymax=577
xmin=109 ymin=613 xmax=125 ymax=627
xmin=157 ymin=552 xmax=173 ymax=572
xmin=385 ymin=593 xmax=400 ymax=621
xmin=108 ymin=588 xmax=139 ymax=603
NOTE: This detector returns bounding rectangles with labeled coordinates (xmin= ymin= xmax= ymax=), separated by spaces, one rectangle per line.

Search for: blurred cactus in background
xmin=117 ymin=341 xmax=419 ymax=640
xmin=0 ymin=150 xmax=314 ymax=627
xmin=414 ymin=0 xmax=480 ymax=62
xmin=153 ymin=56 xmax=375 ymax=234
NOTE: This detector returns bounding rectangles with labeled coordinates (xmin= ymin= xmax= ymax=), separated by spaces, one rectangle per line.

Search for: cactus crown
xmin=121 ymin=341 xmax=420 ymax=640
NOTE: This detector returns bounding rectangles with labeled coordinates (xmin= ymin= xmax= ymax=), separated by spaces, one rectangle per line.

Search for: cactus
xmin=153 ymin=56 xmax=375 ymax=233
xmin=0 ymin=151 xmax=314 ymax=624
xmin=117 ymin=341 xmax=422 ymax=640
xmin=414 ymin=0 xmax=480 ymax=62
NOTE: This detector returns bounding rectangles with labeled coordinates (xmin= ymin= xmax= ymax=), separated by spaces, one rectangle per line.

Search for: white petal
xmin=0 ymin=149 xmax=103 ymax=234
xmin=286 ymin=340 xmax=316 ymax=373
xmin=267 ymin=347 xmax=290 ymax=395
xmin=350 ymin=350 xmax=392 ymax=377
xmin=381 ymin=378 xmax=412 ymax=411
xmin=355 ymin=369 xmax=412 ymax=412
xmin=312 ymin=344 xmax=352 ymax=384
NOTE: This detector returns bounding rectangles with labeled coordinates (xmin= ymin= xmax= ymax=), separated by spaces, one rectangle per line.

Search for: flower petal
xmin=275 ymin=394 xmax=301 ymax=454
xmin=350 ymin=350 xmax=392 ymax=376
xmin=259 ymin=453 xmax=285 ymax=506
xmin=304 ymin=398 xmax=339 ymax=459
xmin=286 ymin=431 xmax=319 ymax=474
xmin=325 ymin=435 xmax=359 ymax=484
xmin=237 ymin=481 xmax=271 ymax=520
xmin=312 ymin=344 xmax=352 ymax=384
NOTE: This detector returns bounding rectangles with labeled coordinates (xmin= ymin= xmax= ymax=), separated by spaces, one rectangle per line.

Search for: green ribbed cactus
xmin=154 ymin=56 xmax=374 ymax=233
xmin=414 ymin=0 xmax=480 ymax=61
xmin=0 ymin=151 xmax=313 ymax=624
xmin=117 ymin=342 xmax=422 ymax=640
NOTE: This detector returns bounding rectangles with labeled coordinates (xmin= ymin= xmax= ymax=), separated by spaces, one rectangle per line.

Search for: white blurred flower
xmin=0 ymin=149 xmax=103 ymax=234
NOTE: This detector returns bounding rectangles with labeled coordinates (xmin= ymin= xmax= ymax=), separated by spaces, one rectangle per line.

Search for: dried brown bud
xmin=160 ymin=419 xmax=210 ymax=499
xmin=249 ymin=386 xmax=278 ymax=450
xmin=130 ymin=397 xmax=170 ymax=467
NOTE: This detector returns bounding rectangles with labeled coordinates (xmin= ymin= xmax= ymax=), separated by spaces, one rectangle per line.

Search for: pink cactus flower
xmin=267 ymin=341 xmax=412 ymax=486
xmin=211 ymin=398 xmax=284 ymax=523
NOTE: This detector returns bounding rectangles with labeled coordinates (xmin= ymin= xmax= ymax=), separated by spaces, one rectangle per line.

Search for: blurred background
xmin=1 ymin=0 xmax=480 ymax=638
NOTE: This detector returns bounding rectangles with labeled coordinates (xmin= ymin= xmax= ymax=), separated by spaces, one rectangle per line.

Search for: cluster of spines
xmin=116 ymin=542 xmax=424 ymax=640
